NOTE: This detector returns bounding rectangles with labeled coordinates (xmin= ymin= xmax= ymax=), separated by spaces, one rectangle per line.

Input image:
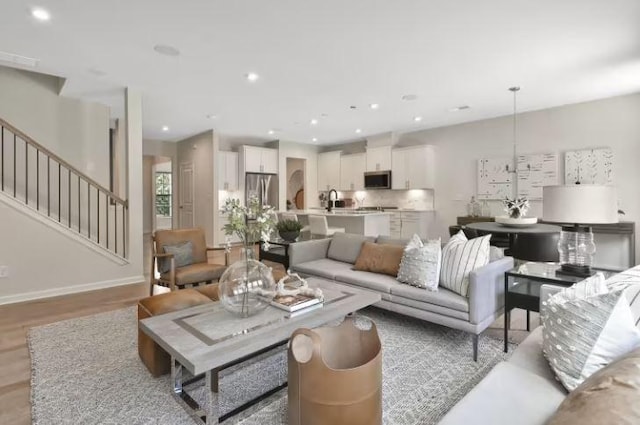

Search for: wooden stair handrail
xmin=0 ymin=117 xmax=127 ymax=206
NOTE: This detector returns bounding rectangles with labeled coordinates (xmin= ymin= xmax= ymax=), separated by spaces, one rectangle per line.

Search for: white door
xmin=179 ymin=162 xmax=194 ymax=228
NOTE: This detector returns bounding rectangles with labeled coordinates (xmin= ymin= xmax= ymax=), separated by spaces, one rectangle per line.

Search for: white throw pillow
xmin=396 ymin=234 xmax=442 ymax=291
xmin=542 ymin=273 xmax=640 ymax=391
xmin=439 ymin=231 xmax=491 ymax=297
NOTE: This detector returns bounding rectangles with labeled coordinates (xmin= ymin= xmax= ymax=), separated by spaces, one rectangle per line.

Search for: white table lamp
xmin=542 ymin=185 xmax=618 ymax=277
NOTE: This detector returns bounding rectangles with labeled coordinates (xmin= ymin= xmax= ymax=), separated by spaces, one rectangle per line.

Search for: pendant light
xmin=507 ymin=86 xmax=520 ymax=194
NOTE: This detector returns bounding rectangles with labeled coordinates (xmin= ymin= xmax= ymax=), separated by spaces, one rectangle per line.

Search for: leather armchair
xmin=150 ymin=228 xmax=229 ymax=295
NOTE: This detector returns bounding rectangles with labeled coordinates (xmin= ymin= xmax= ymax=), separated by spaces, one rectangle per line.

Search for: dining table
xmin=464 ymin=221 xmax=562 ymax=251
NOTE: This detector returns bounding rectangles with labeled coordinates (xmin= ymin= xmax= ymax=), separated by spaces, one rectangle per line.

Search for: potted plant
xmin=276 ymin=219 xmax=303 ymax=242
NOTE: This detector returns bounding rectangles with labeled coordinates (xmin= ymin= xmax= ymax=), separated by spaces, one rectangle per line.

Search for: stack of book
xmin=270 ymin=293 xmax=322 ymax=315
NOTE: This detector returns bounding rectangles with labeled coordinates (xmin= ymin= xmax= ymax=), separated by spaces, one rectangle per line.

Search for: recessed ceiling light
xmin=268 ymin=130 xmax=275 ymax=135
xmin=369 ymin=103 xmax=380 ymax=110
xmin=413 ymin=116 xmax=423 ymax=122
xmin=355 ymin=128 xmax=362 ymax=134
xmin=162 ymin=126 xmax=169 ymax=132
xmin=153 ymin=44 xmax=180 ymax=57
xmin=206 ymin=114 xmax=218 ymax=119
xmin=312 ymin=137 xmax=318 ymax=142
xmin=402 ymin=94 xmax=418 ymax=101
xmin=310 ymin=119 xmax=318 ymax=125
xmin=350 ymin=105 xmax=357 ymax=110
xmin=450 ymin=105 xmax=471 ymax=112
xmin=245 ymin=72 xmax=259 ymax=82
xmin=31 ymin=7 xmax=51 ymax=21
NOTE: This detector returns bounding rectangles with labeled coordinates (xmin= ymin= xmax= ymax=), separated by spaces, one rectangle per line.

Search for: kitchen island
xmin=280 ymin=209 xmax=391 ymax=237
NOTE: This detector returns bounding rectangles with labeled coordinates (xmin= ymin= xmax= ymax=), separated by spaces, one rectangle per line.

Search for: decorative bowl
xmin=495 ymin=216 xmax=538 ymax=228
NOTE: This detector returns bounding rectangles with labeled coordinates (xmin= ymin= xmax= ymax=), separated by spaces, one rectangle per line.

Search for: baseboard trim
xmin=0 ymin=275 xmax=145 ymax=306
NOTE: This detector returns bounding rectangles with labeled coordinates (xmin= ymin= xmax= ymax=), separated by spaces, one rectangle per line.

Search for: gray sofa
xmin=288 ymin=233 xmax=514 ymax=361
xmin=439 ymin=285 xmax=567 ymax=425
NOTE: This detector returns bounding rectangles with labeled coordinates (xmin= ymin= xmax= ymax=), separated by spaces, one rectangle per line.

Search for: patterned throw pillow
xmin=439 ymin=231 xmax=491 ymax=297
xmin=542 ymin=273 xmax=640 ymax=391
xmin=158 ymin=241 xmax=194 ymax=273
xmin=396 ymin=234 xmax=441 ymax=291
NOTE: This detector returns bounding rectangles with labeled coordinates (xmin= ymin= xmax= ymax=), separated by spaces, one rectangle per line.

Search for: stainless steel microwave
xmin=364 ymin=171 xmax=392 ymax=189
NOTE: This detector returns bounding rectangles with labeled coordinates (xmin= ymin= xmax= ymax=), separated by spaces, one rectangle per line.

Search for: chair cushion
xmin=292 ymin=259 xmax=356 ymax=280
xmin=161 ymin=263 xmax=226 ymax=286
xmin=327 ymin=233 xmax=373 ymax=264
xmin=159 ymin=241 xmax=194 ymax=273
xmin=334 ymin=269 xmax=399 ymax=294
xmin=390 ymin=284 xmax=469 ymax=312
xmin=353 ymin=242 xmax=404 ymax=277
xmin=138 ymin=288 xmax=213 ymax=316
xmin=155 ymin=228 xmax=207 ymax=264
xmin=438 ymin=362 xmax=566 ymax=425
xmin=547 ymin=347 xmax=640 ymax=425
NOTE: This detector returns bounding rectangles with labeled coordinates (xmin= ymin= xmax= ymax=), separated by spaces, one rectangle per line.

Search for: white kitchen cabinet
xmin=389 ymin=211 xmax=433 ymax=239
xmin=366 ymin=146 xmax=392 ymax=171
xmin=217 ymin=151 xmax=238 ymax=191
xmin=340 ymin=153 xmax=366 ymax=191
xmin=317 ymin=151 xmax=341 ymax=191
xmin=216 ymin=213 xmax=241 ymax=246
xmin=242 ymin=145 xmax=278 ymax=174
xmin=391 ymin=145 xmax=435 ymax=189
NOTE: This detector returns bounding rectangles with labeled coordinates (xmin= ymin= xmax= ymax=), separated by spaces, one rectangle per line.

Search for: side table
xmin=503 ymin=262 xmax=620 ymax=353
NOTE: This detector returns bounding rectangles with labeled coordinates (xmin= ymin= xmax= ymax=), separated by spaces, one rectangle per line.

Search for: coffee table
xmin=139 ymin=277 xmax=381 ymax=424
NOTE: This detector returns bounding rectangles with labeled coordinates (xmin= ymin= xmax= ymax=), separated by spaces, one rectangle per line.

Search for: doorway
xmin=179 ymin=161 xmax=195 ymax=228
xmin=286 ymin=158 xmax=306 ymax=210
xmin=153 ymin=159 xmax=173 ymax=230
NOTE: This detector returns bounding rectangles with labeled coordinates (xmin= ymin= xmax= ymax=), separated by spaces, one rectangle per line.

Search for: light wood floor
xmin=0 ymin=241 xmax=533 ymax=424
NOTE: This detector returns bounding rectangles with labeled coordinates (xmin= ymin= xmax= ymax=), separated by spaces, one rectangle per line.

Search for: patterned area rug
xmin=29 ymin=306 xmax=515 ymax=425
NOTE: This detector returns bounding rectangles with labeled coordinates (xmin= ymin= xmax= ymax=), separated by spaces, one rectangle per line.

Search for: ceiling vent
xmin=0 ymin=51 xmax=39 ymax=68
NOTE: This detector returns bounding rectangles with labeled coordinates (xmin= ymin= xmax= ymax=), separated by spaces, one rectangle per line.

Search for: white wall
xmin=0 ymin=88 xmax=145 ymax=304
xmin=396 ymin=92 xmax=640 ymax=263
xmin=277 ymin=141 xmax=319 ymax=211
xmin=177 ymin=130 xmax=215 ymax=245
xmin=0 ymin=66 xmax=111 ymax=187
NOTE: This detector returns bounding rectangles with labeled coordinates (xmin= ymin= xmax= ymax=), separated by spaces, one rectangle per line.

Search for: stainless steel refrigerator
xmin=245 ymin=173 xmax=279 ymax=209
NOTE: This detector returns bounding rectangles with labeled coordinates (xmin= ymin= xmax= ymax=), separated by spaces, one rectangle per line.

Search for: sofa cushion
xmin=374 ymin=236 xmax=408 ymax=246
xmin=390 ymin=284 xmax=469 ymax=312
xmin=507 ymin=327 xmax=567 ymax=392
xmin=334 ymin=269 xmax=399 ymax=294
xmin=292 ymin=259 xmax=355 ymax=280
xmin=327 ymin=233 xmax=373 ymax=264
xmin=353 ymin=242 xmax=404 ymax=277
xmin=438 ymin=362 xmax=566 ymax=425
xmin=389 ymin=294 xmax=469 ymax=321
xmin=547 ymin=346 xmax=640 ymax=425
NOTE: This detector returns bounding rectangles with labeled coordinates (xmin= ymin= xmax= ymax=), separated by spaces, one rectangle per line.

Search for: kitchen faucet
xmin=327 ymin=189 xmax=338 ymax=212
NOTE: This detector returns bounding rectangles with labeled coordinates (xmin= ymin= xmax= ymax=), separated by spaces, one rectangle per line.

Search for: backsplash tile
xmin=331 ymin=189 xmax=434 ymax=210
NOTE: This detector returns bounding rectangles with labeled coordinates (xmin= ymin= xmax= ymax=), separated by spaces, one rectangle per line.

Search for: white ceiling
xmin=0 ymin=0 xmax=639 ymax=145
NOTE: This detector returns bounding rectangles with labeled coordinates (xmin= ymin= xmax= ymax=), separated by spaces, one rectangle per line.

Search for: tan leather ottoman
xmin=138 ymin=287 xmax=215 ymax=377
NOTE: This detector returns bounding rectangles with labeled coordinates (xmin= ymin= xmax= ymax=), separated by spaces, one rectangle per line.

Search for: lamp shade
xmin=543 ymin=185 xmax=618 ymax=224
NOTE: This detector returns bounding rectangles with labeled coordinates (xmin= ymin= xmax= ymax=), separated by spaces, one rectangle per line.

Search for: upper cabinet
xmin=366 ymin=146 xmax=392 ymax=171
xmin=391 ymin=145 xmax=436 ymax=190
xmin=317 ymin=151 xmax=341 ymax=191
xmin=340 ymin=153 xmax=366 ymax=191
xmin=217 ymin=151 xmax=238 ymax=191
xmin=242 ymin=145 xmax=278 ymax=174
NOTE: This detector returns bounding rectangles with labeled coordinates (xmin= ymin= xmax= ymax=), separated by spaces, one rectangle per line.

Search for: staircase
xmin=0 ymin=117 xmax=128 ymax=259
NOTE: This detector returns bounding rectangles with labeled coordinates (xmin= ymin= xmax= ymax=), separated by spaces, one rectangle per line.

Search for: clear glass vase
xmin=558 ymin=228 xmax=596 ymax=268
xmin=218 ymin=247 xmax=276 ymax=317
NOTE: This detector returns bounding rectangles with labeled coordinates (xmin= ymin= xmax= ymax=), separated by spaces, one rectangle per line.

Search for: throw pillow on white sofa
xmin=542 ymin=272 xmax=640 ymax=391
xmin=440 ymin=231 xmax=491 ymax=297
xmin=396 ymin=234 xmax=441 ymax=291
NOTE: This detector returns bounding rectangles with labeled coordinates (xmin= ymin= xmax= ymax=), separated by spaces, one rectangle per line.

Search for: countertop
xmin=279 ymin=209 xmax=392 ymax=217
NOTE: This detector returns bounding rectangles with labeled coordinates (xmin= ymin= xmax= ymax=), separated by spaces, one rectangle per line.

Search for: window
xmin=155 ymin=172 xmax=172 ymax=217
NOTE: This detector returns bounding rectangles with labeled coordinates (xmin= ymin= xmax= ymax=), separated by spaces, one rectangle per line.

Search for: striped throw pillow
xmin=440 ymin=231 xmax=491 ymax=297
